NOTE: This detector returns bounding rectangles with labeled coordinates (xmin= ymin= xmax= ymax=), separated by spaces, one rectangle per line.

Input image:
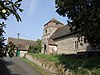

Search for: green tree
xmin=0 ymin=0 xmax=23 ymax=58
xmin=29 ymin=39 xmax=42 ymax=53
xmin=55 ymin=0 xmax=100 ymax=49
xmin=5 ymin=42 xmax=17 ymax=58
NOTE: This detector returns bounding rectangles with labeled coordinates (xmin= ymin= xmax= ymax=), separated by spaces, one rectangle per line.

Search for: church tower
xmin=42 ymin=18 xmax=64 ymax=53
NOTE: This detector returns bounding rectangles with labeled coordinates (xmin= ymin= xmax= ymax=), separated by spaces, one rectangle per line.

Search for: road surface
xmin=3 ymin=57 xmax=43 ymax=75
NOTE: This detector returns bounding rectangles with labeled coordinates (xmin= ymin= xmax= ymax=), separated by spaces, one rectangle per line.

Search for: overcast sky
xmin=4 ymin=0 xmax=67 ymax=41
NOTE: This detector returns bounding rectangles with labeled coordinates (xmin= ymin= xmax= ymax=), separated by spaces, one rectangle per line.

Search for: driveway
xmin=3 ymin=57 xmax=43 ymax=75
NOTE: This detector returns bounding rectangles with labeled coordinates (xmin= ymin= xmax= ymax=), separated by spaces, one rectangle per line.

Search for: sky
xmin=4 ymin=0 xmax=67 ymax=41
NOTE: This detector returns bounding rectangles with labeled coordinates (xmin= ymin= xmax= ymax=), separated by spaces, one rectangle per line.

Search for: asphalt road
xmin=3 ymin=57 xmax=43 ymax=75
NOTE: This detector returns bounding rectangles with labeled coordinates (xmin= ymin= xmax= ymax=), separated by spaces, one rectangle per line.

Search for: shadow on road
xmin=0 ymin=58 xmax=19 ymax=75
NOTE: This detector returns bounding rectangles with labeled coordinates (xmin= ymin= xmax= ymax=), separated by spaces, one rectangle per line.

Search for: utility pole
xmin=16 ymin=33 xmax=20 ymax=57
xmin=18 ymin=33 xmax=20 ymax=39
xmin=17 ymin=33 xmax=20 ymax=46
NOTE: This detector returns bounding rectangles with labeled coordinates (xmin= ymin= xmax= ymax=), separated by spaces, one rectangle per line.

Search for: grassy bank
xmin=29 ymin=53 xmax=60 ymax=62
xmin=21 ymin=58 xmax=50 ymax=75
xmin=28 ymin=53 xmax=100 ymax=75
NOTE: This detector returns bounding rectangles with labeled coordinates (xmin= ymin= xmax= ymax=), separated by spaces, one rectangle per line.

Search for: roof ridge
xmin=50 ymin=18 xmax=64 ymax=24
xmin=8 ymin=37 xmax=35 ymax=42
xmin=44 ymin=18 xmax=64 ymax=26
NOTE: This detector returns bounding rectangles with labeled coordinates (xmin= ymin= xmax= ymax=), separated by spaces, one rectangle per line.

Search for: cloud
xmin=28 ymin=0 xmax=38 ymax=16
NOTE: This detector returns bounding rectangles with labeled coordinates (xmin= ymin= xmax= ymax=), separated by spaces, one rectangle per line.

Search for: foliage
xmin=55 ymin=0 xmax=100 ymax=49
xmin=0 ymin=0 xmax=23 ymax=58
xmin=0 ymin=22 xmax=6 ymax=58
xmin=5 ymin=42 xmax=17 ymax=58
xmin=29 ymin=39 xmax=42 ymax=53
xmin=0 ymin=0 xmax=23 ymax=21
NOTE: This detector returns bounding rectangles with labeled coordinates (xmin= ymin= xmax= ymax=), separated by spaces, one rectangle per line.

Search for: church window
xmin=75 ymin=41 xmax=78 ymax=49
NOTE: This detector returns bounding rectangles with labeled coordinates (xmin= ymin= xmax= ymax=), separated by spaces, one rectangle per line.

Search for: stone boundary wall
xmin=25 ymin=54 xmax=71 ymax=75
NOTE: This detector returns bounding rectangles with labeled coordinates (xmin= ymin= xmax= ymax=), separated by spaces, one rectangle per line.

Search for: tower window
xmin=56 ymin=23 xmax=59 ymax=25
xmin=45 ymin=30 xmax=47 ymax=33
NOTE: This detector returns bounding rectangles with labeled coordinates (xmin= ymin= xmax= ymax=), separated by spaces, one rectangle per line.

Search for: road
xmin=3 ymin=57 xmax=43 ymax=75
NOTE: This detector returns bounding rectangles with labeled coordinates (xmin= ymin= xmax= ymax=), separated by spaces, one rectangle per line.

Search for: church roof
xmin=44 ymin=18 xmax=64 ymax=26
xmin=47 ymin=38 xmax=57 ymax=46
xmin=50 ymin=18 xmax=64 ymax=24
xmin=50 ymin=25 xmax=77 ymax=40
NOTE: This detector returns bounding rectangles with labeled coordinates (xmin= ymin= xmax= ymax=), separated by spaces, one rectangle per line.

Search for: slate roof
xmin=7 ymin=37 xmax=36 ymax=51
xmin=50 ymin=25 xmax=75 ymax=40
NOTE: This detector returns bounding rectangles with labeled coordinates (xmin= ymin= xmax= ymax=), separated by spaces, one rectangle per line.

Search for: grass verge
xmin=28 ymin=53 xmax=60 ymax=63
xmin=28 ymin=53 xmax=100 ymax=75
xmin=21 ymin=58 xmax=50 ymax=75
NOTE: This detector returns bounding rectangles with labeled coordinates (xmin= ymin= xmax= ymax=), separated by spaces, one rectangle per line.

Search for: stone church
xmin=42 ymin=18 xmax=97 ymax=54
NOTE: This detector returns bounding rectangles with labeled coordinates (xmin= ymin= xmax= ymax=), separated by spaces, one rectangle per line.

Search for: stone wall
xmin=55 ymin=34 xmax=89 ymax=54
xmin=25 ymin=54 xmax=72 ymax=75
xmin=48 ymin=45 xmax=57 ymax=54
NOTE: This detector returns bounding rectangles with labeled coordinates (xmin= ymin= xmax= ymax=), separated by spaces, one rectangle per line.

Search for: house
xmin=7 ymin=37 xmax=35 ymax=57
xmin=42 ymin=18 xmax=98 ymax=55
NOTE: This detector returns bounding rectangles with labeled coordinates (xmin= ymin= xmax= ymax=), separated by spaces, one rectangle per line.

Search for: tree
xmin=29 ymin=39 xmax=42 ymax=53
xmin=55 ymin=0 xmax=100 ymax=49
xmin=5 ymin=42 xmax=17 ymax=58
xmin=0 ymin=0 xmax=23 ymax=58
